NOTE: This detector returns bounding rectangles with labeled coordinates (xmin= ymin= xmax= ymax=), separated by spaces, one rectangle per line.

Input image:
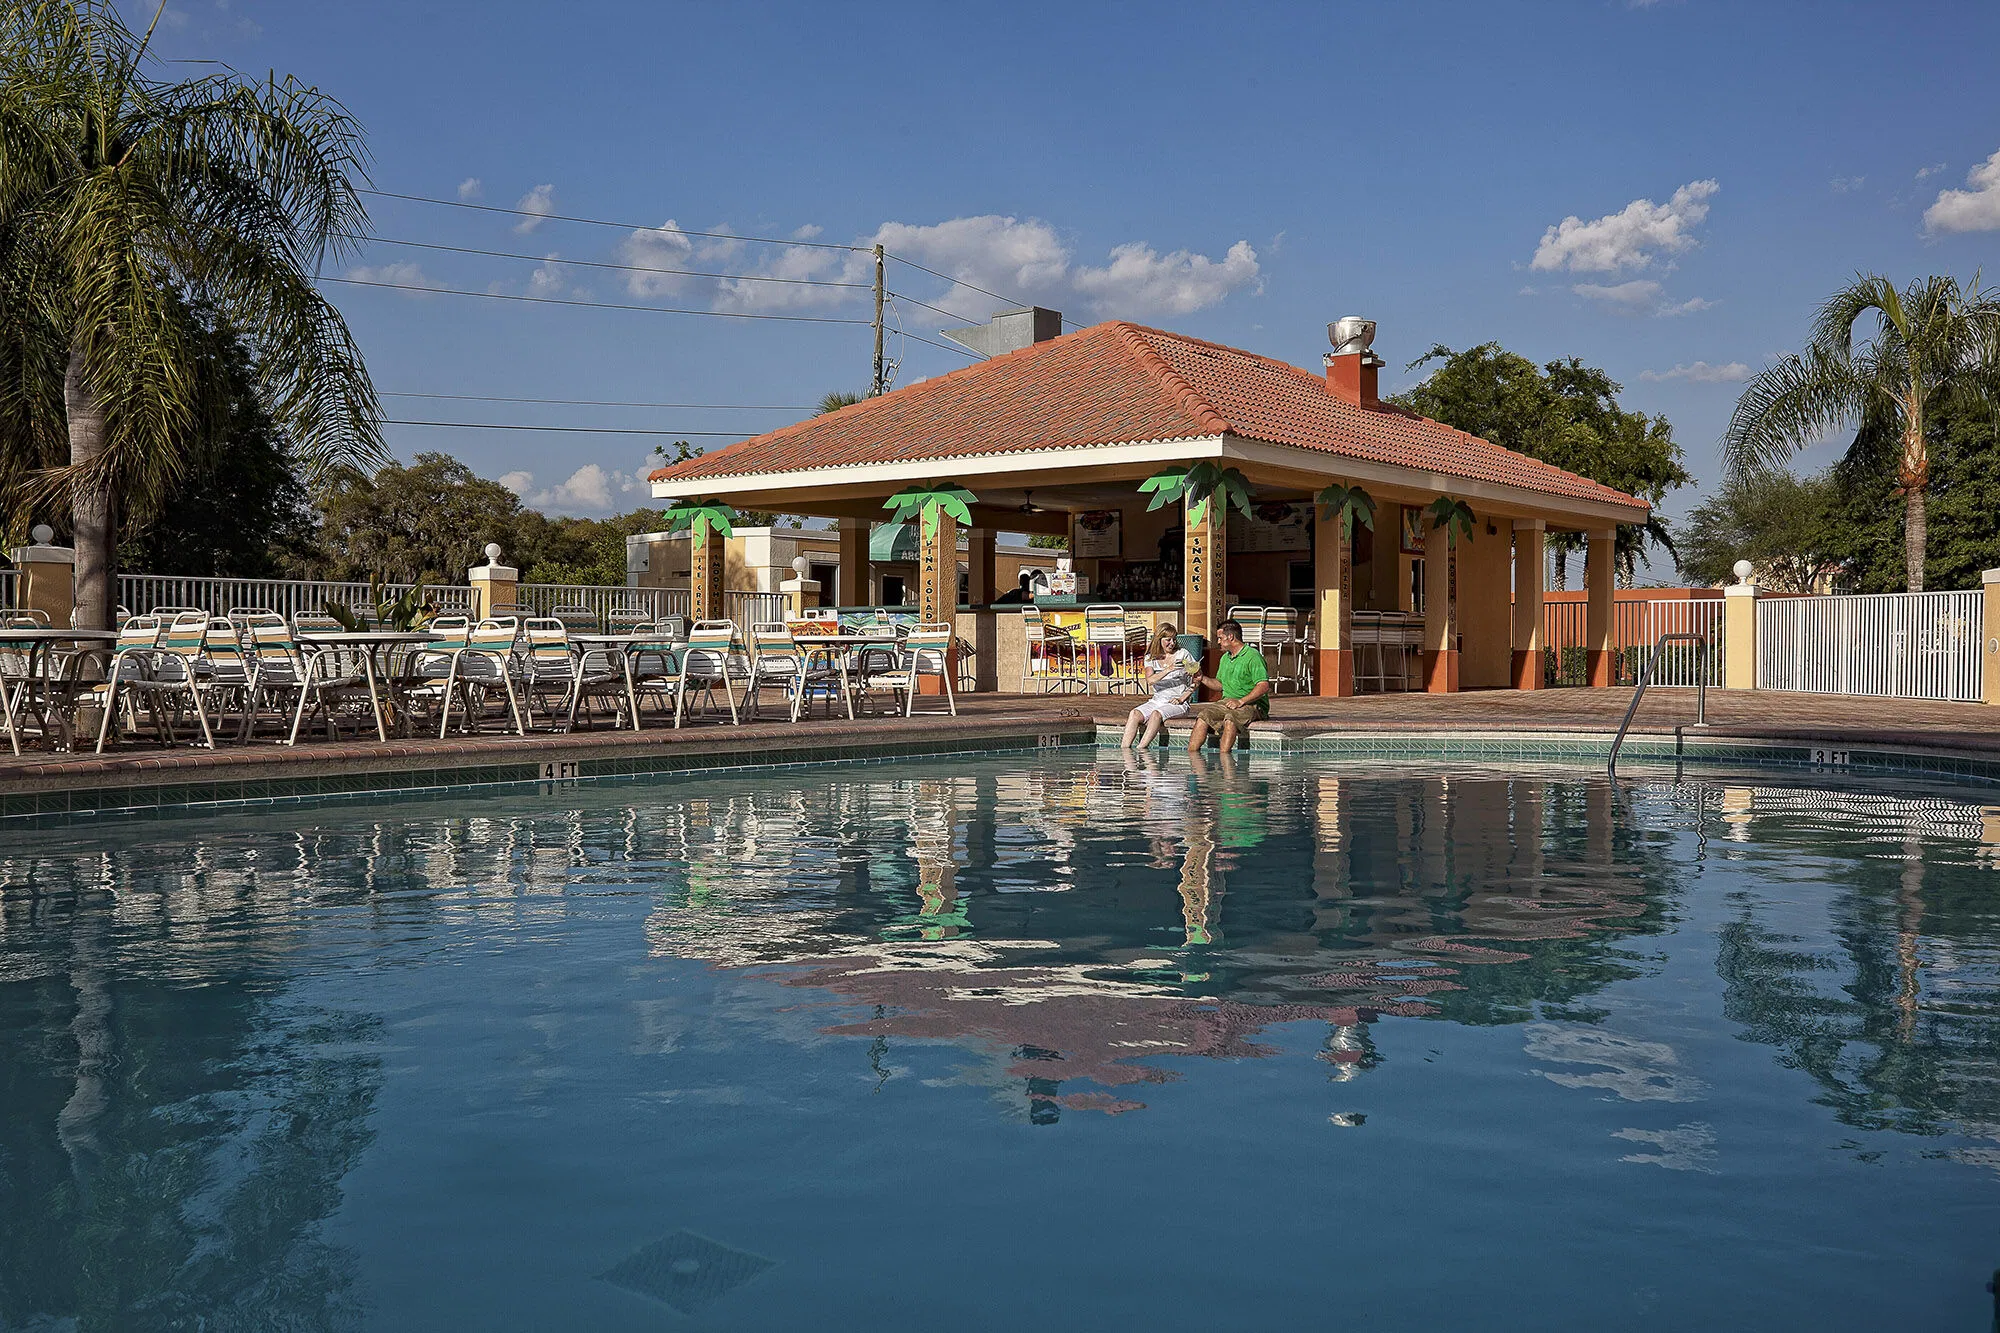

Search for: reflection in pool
xmin=2 ymin=753 xmax=1998 ymax=1330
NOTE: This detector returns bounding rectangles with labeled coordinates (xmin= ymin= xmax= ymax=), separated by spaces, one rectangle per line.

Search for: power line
xmin=353 ymin=234 xmax=870 ymax=289
xmin=887 ymin=288 xmax=990 ymax=326
xmin=321 ymin=275 xmax=872 ymax=324
xmin=883 ymin=254 xmax=1081 ymax=328
xmin=382 ymin=419 xmax=754 ymax=436
xmin=359 ymin=188 xmax=868 ymax=252
xmin=379 ymin=391 xmax=812 ymax=410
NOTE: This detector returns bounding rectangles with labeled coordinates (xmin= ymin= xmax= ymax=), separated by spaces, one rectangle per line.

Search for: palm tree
xmin=0 ymin=1 xmax=381 ymax=628
xmin=1723 ymin=274 xmax=2000 ymax=591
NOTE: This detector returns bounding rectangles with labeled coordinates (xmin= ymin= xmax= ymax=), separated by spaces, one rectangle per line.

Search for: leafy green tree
xmin=312 ymin=452 xmax=530 ymax=584
xmin=1677 ymin=468 xmax=1846 ymax=592
xmin=1393 ymin=344 xmax=1690 ymax=583
xmin=0 ymin=1 xmax=381 ymax=628
xmin=121 ymin=317 xmax=317 ymax=577
xmin=1723 ymin=273 xmax=2000 ymax=591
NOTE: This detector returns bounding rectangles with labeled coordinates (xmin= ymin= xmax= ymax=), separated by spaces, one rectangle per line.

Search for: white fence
xmin=1759 ymin=590 xmax=1985 ymax=702
xmin=1537 ymin=597 xmax=1725 ymax=687
xmin=120 ymin=574 xmax=475 ymax=620
xmin=515 ymin=583 xmax=788 ymax=635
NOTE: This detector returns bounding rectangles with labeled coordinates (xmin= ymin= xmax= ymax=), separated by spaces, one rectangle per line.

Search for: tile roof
xmin=650 ymin=321 xmax=1646 ymax=511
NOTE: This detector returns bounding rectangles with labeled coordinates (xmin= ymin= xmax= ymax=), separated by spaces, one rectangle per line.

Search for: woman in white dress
xmin=1120 ymin=625 xmax=1200 ymax=749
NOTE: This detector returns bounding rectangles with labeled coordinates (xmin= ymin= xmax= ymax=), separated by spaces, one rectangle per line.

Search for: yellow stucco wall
xmin=1457 ymin=522 xmax=1514 ymax=689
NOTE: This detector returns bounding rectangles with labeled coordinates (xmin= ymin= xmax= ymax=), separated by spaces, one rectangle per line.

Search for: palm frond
xmin=1722 ymin=346 xmax=1868 ymax=474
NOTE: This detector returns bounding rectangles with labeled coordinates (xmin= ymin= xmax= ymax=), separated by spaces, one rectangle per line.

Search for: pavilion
xmin=648 ymin=315 xmax=1648 ymax=695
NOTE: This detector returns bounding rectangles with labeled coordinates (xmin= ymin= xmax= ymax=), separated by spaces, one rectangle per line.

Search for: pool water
xmin=3 ymin=752 xmax=1999 ymax=1330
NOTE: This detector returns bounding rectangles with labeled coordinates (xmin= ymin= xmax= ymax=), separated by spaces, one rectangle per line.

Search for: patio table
xmin=789 ymin=632 xmax=902 ymax=721
xmin=298 ymin=630 xmax=440 ymax=741
xmin=569 ymin=632 xmax=687 ymax=731
xmin=0 ymin=628 xmax=122 ymax=753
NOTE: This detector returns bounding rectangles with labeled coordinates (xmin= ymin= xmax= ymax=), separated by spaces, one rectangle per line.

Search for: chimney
xmin=1324 ymin=315 xmax=1383 ymax=408
xmin=941 ymin=306 xmax=1064 ymax=359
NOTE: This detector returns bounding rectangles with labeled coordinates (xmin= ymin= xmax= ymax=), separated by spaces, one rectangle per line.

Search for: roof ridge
xmin=1111 ymin=323 xmax=1232 ymax=437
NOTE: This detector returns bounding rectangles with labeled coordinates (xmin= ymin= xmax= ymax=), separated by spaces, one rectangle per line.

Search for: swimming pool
xmin=2 ymin=751 xmax=1996 ymax=1329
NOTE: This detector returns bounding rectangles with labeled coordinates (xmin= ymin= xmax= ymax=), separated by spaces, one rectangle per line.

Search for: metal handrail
xmin=1608 ymin=632 xmax=1709 ymax=776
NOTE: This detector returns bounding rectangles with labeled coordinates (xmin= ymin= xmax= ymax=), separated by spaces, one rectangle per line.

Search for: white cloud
xmin=527 ymin=253 xmax=568 ymax=298
xmin=1531 ymin=179 xmax=1718 ymax=273
xmin=791 ymin=223 xmax=823 ymax=240
xmin=1916 ymin=161 xmax=1948 ymax=182
xmin=874 ymin=215 xmax=1072 ymax=319
xmin=346 ymin=261 xmax=440 ymax=294
xmin=1829 ymin=175 xmax=1865 ymax=194
xmin=513 ymin=184 xmax=556 ymax=234
xmin=1923 ymin=149 xmax=2000 ymax=234
xmin=1573 ymin=279 xmax=1661 ymax=311
xmin=1639 ymin=360 xmax=1751 ymax=383
xmin=1071 ymin=239 xmax=1262 ymax=317
xmin=497 ymin=470 xmax=535 ymax=496
xmin=617 ymin=221 xmax=697 ymax=297
xmin=457 ymin=177 xmax=483 ymax=201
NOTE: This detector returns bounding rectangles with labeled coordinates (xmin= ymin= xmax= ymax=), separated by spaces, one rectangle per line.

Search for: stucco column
xmin=1372 ymin=503 xmax=1405 ymax=610
xmin=1512 ymin=519 xmax=1546 ymax=690
xmin=690 ymin=526 xmax=725 ymax=622
xmin=1183 ymin=501 xmax=1227 ymax=675
xmin=967 ymin=526 xmax=997 ymax=607
xmin=1585 ymin=528 xmax=1615 ymax=687
xmin=468 ymin=544 xmax=518 ymax=620
xmin=918 ymin=512 xmax=959 ymax=694
xmin=1985 ymin=569 xmax=2000 ymax=706
xmin=9 ymin=526 xmax=76 ymax=627
xmin=1724 ymin=575 xmax=1760 ymax=690
xmin=1314 ymin=514 xmax=1353 ymax=696
xmin=1421 ymin=521 xmax=1457 ymax=693
xmin=837 ymin=517 xmax=869 ymax=608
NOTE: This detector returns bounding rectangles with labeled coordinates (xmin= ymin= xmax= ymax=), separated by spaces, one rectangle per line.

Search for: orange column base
xmin=1315 ymin=648 xmax=1354 ymax=698
xmin=1422 ymin=649 xmax=1459 ymax=694
xmin=917 ymin=644 xmax=958 ymax=695
xmin=1586 ymin=648 xmax=1612 ymax=687
xmin=1511 ymin=649 xmax=1543 ymax=691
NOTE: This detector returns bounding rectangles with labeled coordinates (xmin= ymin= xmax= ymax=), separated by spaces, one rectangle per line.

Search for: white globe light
xmin=484 ymin=542 xmax=503 ymax=564
xmin=791 ymin=555 xmax=809 ymax=575
xmin=30 ymin=524 xmax=53 ymax=545
xmin=1731 ymin=559 xmax=1753 ymax=584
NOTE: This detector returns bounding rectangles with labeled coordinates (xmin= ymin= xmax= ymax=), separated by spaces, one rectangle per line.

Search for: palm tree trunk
xmin=65 ymin=342 xmax=115 ymax=631
xmin=1903 ymin=486 xmax=1926 ymax=593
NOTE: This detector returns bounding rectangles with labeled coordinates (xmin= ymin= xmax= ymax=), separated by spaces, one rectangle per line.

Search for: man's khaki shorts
xmin=1193 ymin=702 xmax=1259 ymax=727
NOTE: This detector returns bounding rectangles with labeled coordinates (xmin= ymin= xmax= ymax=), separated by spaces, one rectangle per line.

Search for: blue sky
xmin=143 ymin=0 xmax=2000 ymax=527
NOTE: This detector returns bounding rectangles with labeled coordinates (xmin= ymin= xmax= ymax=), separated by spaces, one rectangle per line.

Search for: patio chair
xmin=548 ymin=603 xmax=601 ymax=635
xmin=863 ymin=622 xmax=958 ymax=717
xmin=0 ymin=612 xmax=50 ymax=754
xmin=199 ymin=617 xmax=258 ymax=740
xmin=95 ymin=611 xmax=214 ymax=752
xmin=436 ymin=618 xmax=526 ymax=738
xmin=517 ymin=617 xmax=621 ymax=730
xmin=241 ymin=614 xmax=386 ymax=745
xmin=1262 ymin=607 xmax=1303 ymax=693
xmin=673 ymin=620 xmax=748 ymax=727
xmin=745 ymin=622 xmax=837 ymax=722
xmin=610 ymin=620 xmax=686 ymax=727
xmin=605 ymin=605 xmax=652 ymax=635
xmin=1021 ymin=607 xmax=1078 ymax=693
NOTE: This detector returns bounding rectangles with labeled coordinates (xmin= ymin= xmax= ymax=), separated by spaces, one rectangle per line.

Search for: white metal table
xmin=0 ymin=628 xmax=121 ymax=753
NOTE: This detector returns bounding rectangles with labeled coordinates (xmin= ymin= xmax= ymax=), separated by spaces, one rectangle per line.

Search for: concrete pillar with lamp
xmin=781 ymin=555 xmax=821 ymax=617
xmin=9 ymin=524 xmax=76 ymax=627
xmin=468 ymin=543 xmax=517 ymax=620
xmin=1724 ymin=558 xmax=1760 ymax=690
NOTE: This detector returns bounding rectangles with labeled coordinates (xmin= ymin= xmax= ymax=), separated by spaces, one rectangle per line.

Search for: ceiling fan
xmin=1017 ymin=490 xmax=1048 ymax=514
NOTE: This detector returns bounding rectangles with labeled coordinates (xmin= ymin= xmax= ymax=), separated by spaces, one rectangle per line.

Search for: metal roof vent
xmin=1328 ymin=317 xmax=1377 ymax=357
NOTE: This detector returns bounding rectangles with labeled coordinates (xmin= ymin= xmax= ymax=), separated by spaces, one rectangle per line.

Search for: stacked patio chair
xmin=1082 ymin=604 xmax=1137 ymax=694
xmin=243 ymin=614 xmax=386 ymax=744
xmin=614 ymin=620 xmax=685 ymax=727
xmin=673 ymin=620 xmax=749 ymax=727
xmin=94 ymin=611 xmax=214 ymax=752
xmin=1020 ymin=606 xmax=1079 ymax=693
xmin=547 ymin=604 xmax=601 ymax=635
xmin=745 ymin=622 xmax=839 ymax=722
xmin=435 ymin=618 xmax=527 ymax=738
xmin=862 ymin=622 xmax=958 ymax=717
xmin=200 ymin=618 xmax=259 ymax=740
xmin=1262 ymin=607 xmax=1305 ymax=693
xmin=605 ymin=605 xmax=652 ymax=635
xmin=516 ymin=616 xmax=621 ymax=730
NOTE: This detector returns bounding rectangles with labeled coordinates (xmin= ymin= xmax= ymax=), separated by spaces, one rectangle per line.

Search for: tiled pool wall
xmin=0 ymin=724 xmax=1097 ymax=829
xmin=1088 ymin=723 xmax=2000 ymax=790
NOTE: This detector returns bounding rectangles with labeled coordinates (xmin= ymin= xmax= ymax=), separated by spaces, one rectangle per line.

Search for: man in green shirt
xmin=1186 ymin=619 xmax=1270 ymax=753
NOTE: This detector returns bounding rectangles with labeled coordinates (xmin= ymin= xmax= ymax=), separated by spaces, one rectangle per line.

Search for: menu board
xmin=1074 ymin=509 xmax=1122 ymax=559
xmin=1229 ymin=501 xmax=1311 ymax=553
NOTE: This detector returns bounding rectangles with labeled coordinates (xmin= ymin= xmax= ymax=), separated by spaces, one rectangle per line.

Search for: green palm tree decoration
xmin=1424 ymin=496 xmax=1477 ymax=547
xmin=0 ymin=1 xmax=383 ymax=629
xmin=660 ymin=498 xmax=736 ymax=543
xmin=1314 ymin=483 xmax=1377 ymax=540
xmin=882 ymin=481 xmax=975 ymax=540
xmin=1723 ymin=273 xmax=2000 ymax=591
xmin=1139 ymin=461 xmax=1253 ymax=527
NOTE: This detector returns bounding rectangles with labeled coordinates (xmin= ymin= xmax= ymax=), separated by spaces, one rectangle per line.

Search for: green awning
xmin=869 ymin=522 xmax=919 ymax=562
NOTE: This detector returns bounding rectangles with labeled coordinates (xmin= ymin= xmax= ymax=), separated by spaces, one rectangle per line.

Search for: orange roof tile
xmin=650 ymin=321 xmax=1646 ymax=511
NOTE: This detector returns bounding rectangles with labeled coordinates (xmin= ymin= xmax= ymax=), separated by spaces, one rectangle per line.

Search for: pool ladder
xmin=1607 ymin=632 xmax=1710 ymax=777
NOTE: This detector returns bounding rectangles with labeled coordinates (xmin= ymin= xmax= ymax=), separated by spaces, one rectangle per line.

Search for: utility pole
xmin=871 ymin=244 xmax=886 ymax=396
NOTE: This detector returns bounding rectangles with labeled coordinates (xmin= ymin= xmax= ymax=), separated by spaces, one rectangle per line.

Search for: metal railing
xmin=514 ymin=583 xmax=689 ymax=622
xmin=1609 ymin=632 xmax=1709 ymax=776
xmin=120 ymin=574 xmax=474 ymax=620
xmin=1537 ymin=597 xmax=1726 ymax=687
xmin=0 ymin=568 xmax=15 ymax=609
xmin=1758 ymin=589 xmax=1984 ymax=702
